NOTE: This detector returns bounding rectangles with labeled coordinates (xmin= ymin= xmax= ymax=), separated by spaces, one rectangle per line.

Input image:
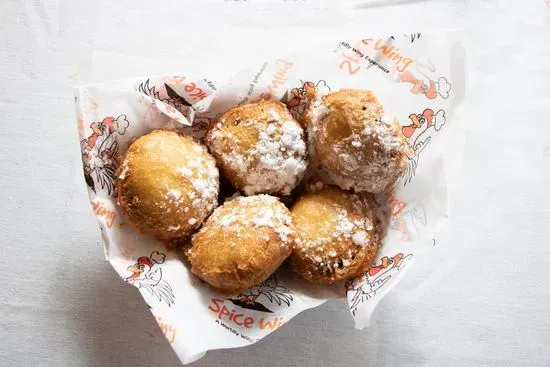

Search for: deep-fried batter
xmin=290 ymin=184 xmax=379 ymax=284
xmin=206 ymin=100 xmax=308 ymax=196
xmin=116 ymin=130 xmax=219 ymax=241
xmin=304 ymin=89 xmax=408 ymax=193
xmin=188 ymin=195 xmax=296 ymax=295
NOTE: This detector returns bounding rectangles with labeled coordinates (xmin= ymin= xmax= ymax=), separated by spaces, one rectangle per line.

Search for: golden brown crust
xmin=290 ymin=184 xmax=379 ymax=284
xmin=116 ymin=129 xmax=219 ymax=241
xmin=188 ymin=195 xmax=295 ymax=295
xmin=205 ymin=100 xmax=308 ymax=196
xmin=304 ymin=89 xmax=408 ymax=194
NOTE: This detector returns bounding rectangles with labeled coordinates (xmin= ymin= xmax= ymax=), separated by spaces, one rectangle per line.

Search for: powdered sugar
xmin=269 ymin=109 xmax=281 ymax=121
xmin=308 ymin=91 xmax=407 ymax=193
xmin=352 ymin=230 xmax=369 ymax=247
xmin=203 ymin=195 xmax=295 ymax=248
xmin=167 ymin=189 xmax=181 ymax=200
xmin=208 ymin=105 xmax=308 ymax=195
xmin=333 ymin=210 xmax=372 ymax=248
xmin=241 ymin=120 xmax=307 ymax=195
xmin=266 ymin=122 xmax=277 ymax=135
xmin=144 ymin=135 xmax=220 ymax=223
xmin=218 ymin=214 xmax=236 ymax=227
xmin=306 ymin=98 xmax=328 ymax=161
xmin=192 ymin=144 xmax=204 ymax=153
xmin=310 ymin=98 xmax=328 ymax=129
xmin=335 ymin=211 xmax=354 ymax=238
xmin=176 ymin=148 xmax=220 ymax=214
xmin=294 ymin=190 xmax=378 ymax=277
xmin=118 ymin=161 xmax=129 ymax=180
xmin=381 ymin=114 xmax=394 ymax=125
xmin=176 ymin=167 xmax=193 ymax=177
xmin=362 ymin=127 xmax=372 ymax=135
xmin=167 ymin=225 xmax=181 ymax=232
xmin=250 ymin=206 xmax=277 ymax=227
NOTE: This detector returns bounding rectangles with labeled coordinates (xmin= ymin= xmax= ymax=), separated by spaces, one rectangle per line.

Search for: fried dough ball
xmin=290 ymin=184 xmax=379 ymax=284
xmin=116 ymin=130 xmax=219 ymax=241
xmin=205 ymin=100 xmax=308 ymax=196
xmin=304 ymin=89 xmax=408 ymax=193
xmin=188 ymin=195 xmax=296 ymax=295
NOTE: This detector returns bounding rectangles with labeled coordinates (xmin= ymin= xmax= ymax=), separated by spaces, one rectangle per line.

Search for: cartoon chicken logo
xmin=346 ymin=253 xmax=413 ymax=316
xmin=138 ymin=79 xmax=193 ymax=110
xmin=390 ymin=202 xmax=427 ymax=241
xmin=138 ymin=79 xmax=196 ymax=127
xmin=403 ymin=108 xmax=446 ymax=153
xmin=80 ymin=114 xmax=130 ymax=195
xmin=401 ymin=108 xmax=446 ymax=184
xmin=124 ymin=251 xmax=175 ymax=307
xmin=285 ymin=80 xmax=331 ymax=119
xmin=228 ymin=275 xmax=293 ymax=313
xmin=287 ymin=81 xmax=316 ymax=108
xmin=399 ymin=71 xmax=452 ymax=100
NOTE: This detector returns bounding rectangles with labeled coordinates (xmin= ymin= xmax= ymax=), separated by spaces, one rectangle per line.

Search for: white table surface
xmin=1 ymin=1 xmax=550 ymax=366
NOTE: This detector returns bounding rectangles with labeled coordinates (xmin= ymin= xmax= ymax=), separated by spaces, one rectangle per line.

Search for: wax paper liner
xmin=74 ymin=31 xmax=466 ymax=364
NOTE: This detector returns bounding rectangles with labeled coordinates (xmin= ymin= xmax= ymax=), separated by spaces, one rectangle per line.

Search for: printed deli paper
xmin=74 ymin=32 xmax=466 ymax=365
